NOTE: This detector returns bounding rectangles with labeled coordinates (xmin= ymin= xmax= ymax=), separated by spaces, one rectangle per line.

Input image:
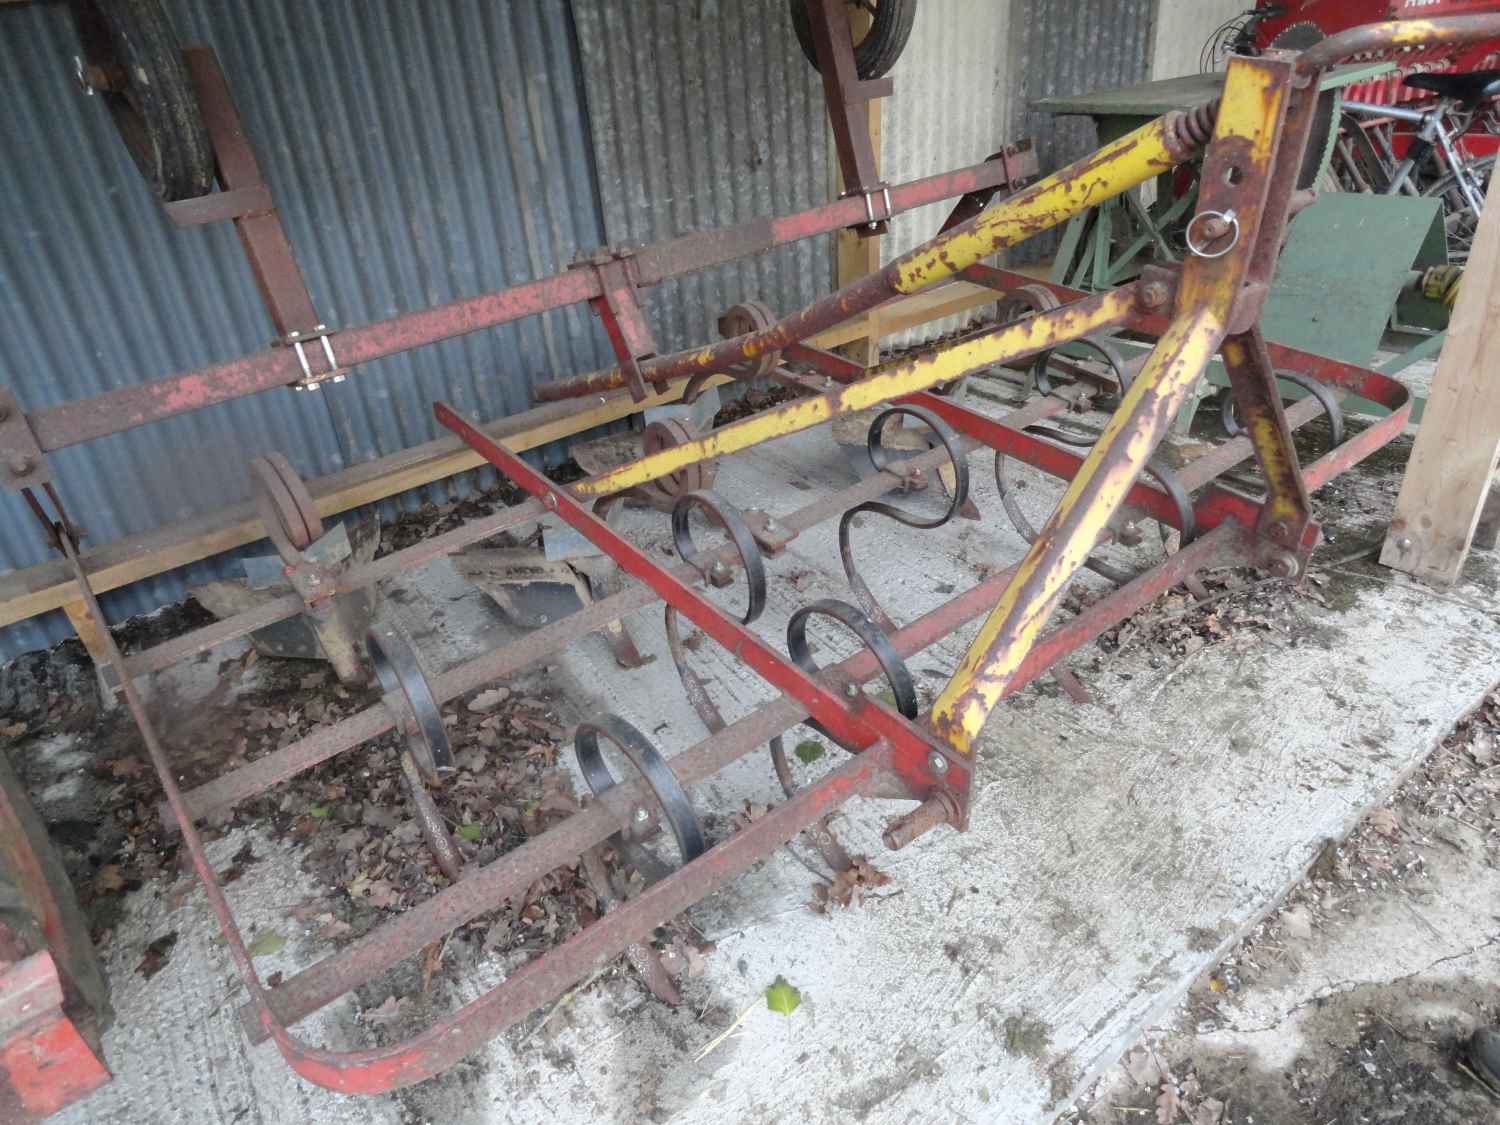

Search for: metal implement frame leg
xmin=928 ymin=55 xmax=1303 ymax=754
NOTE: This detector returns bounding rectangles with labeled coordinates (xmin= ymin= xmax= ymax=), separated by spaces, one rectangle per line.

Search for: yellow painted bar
xmin=571 ymin=287 xmax=1142 ymax=498
xmin=891 ymin=115 xmax=1183 ymax=294
xmin=928 ymin=58 xmax=1291 ymax=755
xmin=1219 ymin=336 xmax=1306 ymax=530
xmin=927 ymin=310 xmax=1225 ymax=754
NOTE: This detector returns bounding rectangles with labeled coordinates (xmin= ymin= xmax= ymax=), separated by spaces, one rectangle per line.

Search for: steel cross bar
xmin=15 ymin=156 xmax=1028 ymax=455
xmin=436 ymin=402 xmax=966 ymax=799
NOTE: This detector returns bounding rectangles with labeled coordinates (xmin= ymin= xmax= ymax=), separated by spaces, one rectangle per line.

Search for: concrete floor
xmin=39 ymin=372 xmax=1500 ymax=1124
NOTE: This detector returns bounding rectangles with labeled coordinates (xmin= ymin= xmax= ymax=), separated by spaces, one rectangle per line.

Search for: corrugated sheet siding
xmin=880 ymin=0 xmax=1020 ymax=348
xmin=879 ymin=0 xmax=1157 ymax=347
xmin=0 ymin=0 xmax=610 ymax=659
xmin=1011 ymin=0 xmax=1158 ymax=264
xmin=572 ymin=0 xmax=832 ymax=354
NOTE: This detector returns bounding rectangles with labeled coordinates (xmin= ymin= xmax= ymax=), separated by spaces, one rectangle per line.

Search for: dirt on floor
xmin=1063 ymin=679 xmax=1500 ymax=1125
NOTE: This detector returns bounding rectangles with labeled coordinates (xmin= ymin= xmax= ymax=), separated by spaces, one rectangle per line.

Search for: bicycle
xmin=1337 ymin=71 xmax=1500 ymax=262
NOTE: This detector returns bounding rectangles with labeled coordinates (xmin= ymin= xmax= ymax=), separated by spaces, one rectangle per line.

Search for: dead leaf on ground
xmin=468 ymin=687 xmax=511 ymax=713
xmin=0 ymin=722 xmax=27 ymax=739
xmin=93 ymin=864 xmax=127 ymax=895
xmin=1367 ymin=807 xmax=1402 ymax=837
xmin=363 ymin=995 xmax=406 ymax=1026
xmin=810 ymin=855 xmax=892 ymax=912
xmin=136 ymin=932 xmax=178 ymax=980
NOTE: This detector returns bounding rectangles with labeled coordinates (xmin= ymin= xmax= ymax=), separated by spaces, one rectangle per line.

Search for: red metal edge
xmin=0 ymin=954 xmax=110 ymax=1122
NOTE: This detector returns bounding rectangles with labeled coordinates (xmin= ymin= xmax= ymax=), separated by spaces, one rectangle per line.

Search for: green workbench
xmin=1034 ymin=62 xmax=1395 ymax=290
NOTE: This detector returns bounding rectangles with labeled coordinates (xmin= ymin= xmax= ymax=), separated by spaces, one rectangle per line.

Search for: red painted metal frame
xmin=0 ymin=953 xmax=110 ymax=1122
xmin=8 ymin=152 xmax=1033 ymax=457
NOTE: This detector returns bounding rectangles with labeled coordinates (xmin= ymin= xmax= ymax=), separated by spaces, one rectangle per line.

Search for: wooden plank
xmin=1381 ymin=167 xmax=1500 ymax=586
xmin=60 ymin=598 xmax=112 ymax=669
xmin=0 ymin=376 xmax=727 ymax=629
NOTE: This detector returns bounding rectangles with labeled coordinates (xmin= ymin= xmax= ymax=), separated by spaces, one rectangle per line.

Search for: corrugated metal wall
xmin=572 ymin=0 xmax=832 ymax=354
xmin=880 ymin=0 xmax=1158 ymax=346
xmin=1010 ymin=0 xmax=1158 ymax=263
xmin=880 ymin=0 xmax=1022 ymax=347
xmin=0 ymin=0 xmax=611 ymax=659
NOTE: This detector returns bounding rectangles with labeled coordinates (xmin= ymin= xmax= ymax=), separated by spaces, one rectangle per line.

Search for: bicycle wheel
xmin=1424 ymin=153 xmax=1495 ymax=263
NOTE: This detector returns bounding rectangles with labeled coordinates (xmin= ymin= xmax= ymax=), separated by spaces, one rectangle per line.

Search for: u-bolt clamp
xmin=860 ymin=183 xmax=895 ymax=229
xmin=283 ymin=324 xmax=343 ymax=390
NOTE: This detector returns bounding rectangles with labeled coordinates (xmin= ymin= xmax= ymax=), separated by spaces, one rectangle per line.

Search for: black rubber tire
xmin=69 ymin=0 xmax=214 ymax=201
xmin=788 ymin=0 xmax=917 ymax=81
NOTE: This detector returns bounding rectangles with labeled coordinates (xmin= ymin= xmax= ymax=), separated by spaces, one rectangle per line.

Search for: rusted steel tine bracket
xmin=573 ymin=250 xmax=658 ymax=402
xmin=174 ymin=49 xmax=337 ymax=388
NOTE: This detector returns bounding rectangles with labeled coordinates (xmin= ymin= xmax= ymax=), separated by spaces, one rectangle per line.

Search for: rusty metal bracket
xmin=177 ymin=47 xmax=335 ymax=378
xmin=0 ymin=388 xmax=50 ymax=493
xmin=572 ymin=248 xmax=658 ymax=402
xmin=806 ymin=0 xmax=894 ymax=235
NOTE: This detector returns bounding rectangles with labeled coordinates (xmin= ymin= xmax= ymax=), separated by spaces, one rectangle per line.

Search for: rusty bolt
xmin=7 ymin=453 xmax=34 ymax=477
xmin=633 ymin=806 xmax=650 ymax=824
xmin=1139 ymin=281 xmax=1170 ymax=309
xmin=927 ymin=750 xmax=949 ymax=776
xmin=1266 ymin=552 xmax=1300 ymax=579
xmin=1199 ymin=216 xmax=1232 ymax=240
xmin=844 ymin=682 xmax=861 ymax=699
xmin=1267 ymin=519 xmax=1291 ymax=541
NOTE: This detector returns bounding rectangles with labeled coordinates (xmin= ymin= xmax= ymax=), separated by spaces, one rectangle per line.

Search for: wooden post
xmin=832 ymin=9 xmax=883 ymax=369
xmin=1381 ymin=168 xmax=1500 ymax=586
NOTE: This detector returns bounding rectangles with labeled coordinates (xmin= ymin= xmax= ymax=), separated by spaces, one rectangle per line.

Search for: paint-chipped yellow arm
xmin=571 ymin=288 xmax=1141 ymax=498
xmin=890 ymin=115 xmax=1183 ymax=294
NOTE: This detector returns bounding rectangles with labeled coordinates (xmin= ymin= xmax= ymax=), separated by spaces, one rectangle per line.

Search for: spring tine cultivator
xmin=7 ymin=16 xmax=1496 ymax=1094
